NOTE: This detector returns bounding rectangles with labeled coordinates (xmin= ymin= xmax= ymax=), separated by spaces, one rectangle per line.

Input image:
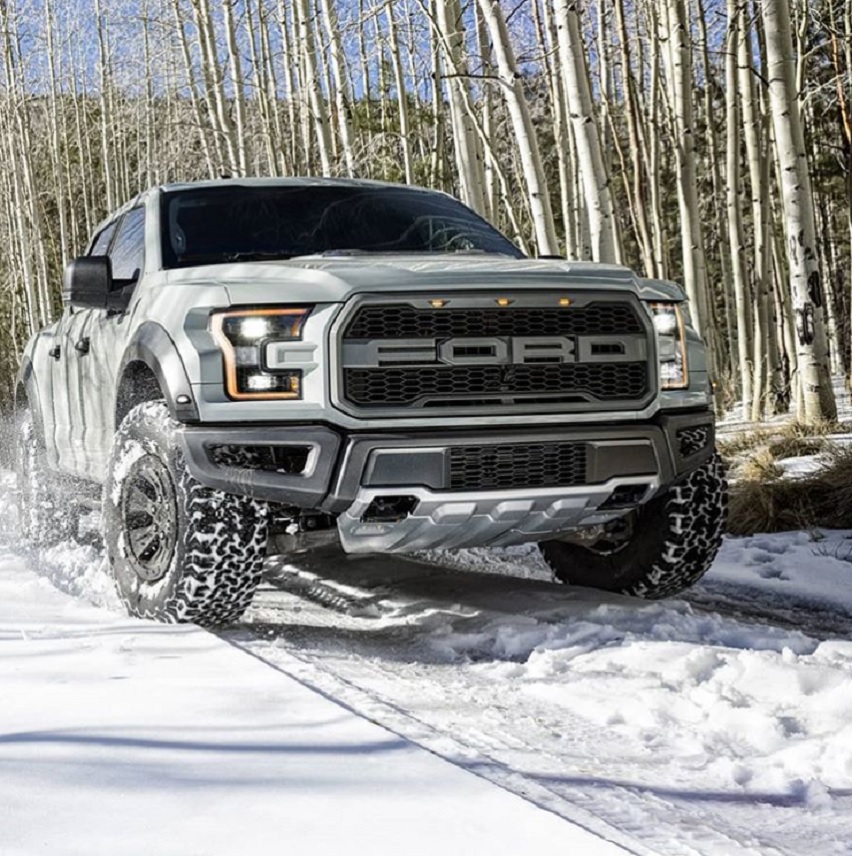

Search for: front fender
xmin=119 ymin=322 xmax=199 ymax=422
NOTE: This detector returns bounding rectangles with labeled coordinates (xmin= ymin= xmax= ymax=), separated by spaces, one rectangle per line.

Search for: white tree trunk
xmin=433 ymin=0 xmax=486 ymax=214
xmin=763 ymin=0 xmax=837 ymax=421
xmin=553 ymin=0 xmax=621 ymax=263
xmin=477 ymin=0 xmax=558 ymax=255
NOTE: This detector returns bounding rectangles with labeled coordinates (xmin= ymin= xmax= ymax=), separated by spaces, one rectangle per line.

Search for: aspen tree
xmin=553 ymin=0 xmax=621 ymax=263
xmin=738 ymin=1 xmax=783 ymax=416
xmin=93 ymin=0 xmax=116 ymax=208
xmin=386 ymin=0 xmax=415 ymax=184
xmin=477 ymin=0 xmax=558 ymax=255
xmin=222 ymin=0 xmax=249 ymax=175
xmin=172 ymin=0 xmax=218 ymax=176
xmin=475 ymin=2 xmax=497 ymax=221
xmin=246 ymin=0 xmax=280 ymax=175
xmin=725 ymin=0 xmax=753 ymax=416
xmin=613 ymin=0 xmax=656 ymax=275
xmin=432 ymin=0 xmax=487 ymax=214
xmin=659 ymin=0 xmax=712 ymax=349
xmin=538 ymin=0 xmax=576 ymax=256
xmin=428 ymin=27 xmax=448 ymax=190
xmin=43 ymin=0 xmax=70 ymax=265
xmin=294 ymin=0 xmax=333 ymax=174
xmin=319 ymin=0 xmax=357 ymax=177
xmin=189 ymin=0 xmax=240 ymax=172
xmin=762 ymin=0 xmax=837 ymax=422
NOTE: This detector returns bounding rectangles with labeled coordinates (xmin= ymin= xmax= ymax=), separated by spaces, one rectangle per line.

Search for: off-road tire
xmin=102 ymin=401 xmax=268 ymax=626
xmin=15 ymin=407 xmax=79 ymax=546
xmin=540 ymin=452 xmax=727 ymax=599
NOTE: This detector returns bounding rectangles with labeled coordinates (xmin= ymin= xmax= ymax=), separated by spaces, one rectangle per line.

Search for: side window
xmin=89 ymin=222 xmax=117 ymax=256
xmin=109 ymin=207 xmax=146 ymax=282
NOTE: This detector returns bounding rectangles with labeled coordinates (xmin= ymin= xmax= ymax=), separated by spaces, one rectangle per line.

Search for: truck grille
xmin=449 ymin=442 xmax=588 ymax=491
xmin=338 ymin=297 xmax=653 ymax=414
xmin=345 ymin=304 xmax=643 ymax=339
xmin=345 ymin=363 xmax=647 ymax=407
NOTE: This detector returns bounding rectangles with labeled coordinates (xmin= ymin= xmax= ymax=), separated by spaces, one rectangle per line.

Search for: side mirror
xmin=62 ymin=256 xmax=113 ymax=309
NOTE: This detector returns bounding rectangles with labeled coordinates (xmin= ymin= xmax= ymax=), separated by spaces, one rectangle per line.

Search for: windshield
xmin=161 ymin=184 xmax=523 ymax=268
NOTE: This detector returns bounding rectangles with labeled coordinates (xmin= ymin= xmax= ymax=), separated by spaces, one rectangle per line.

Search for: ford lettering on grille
xmin=338 ymin=298 xmax=654 ymax=413
xmin=343 ymin=336 xmax=585 ymax=367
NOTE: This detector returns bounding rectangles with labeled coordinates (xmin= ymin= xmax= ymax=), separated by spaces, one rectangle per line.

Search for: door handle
xmin=48 ymin=345 xmax=61 ymax=360
xmin=75 ymin=337 xmax=91 ymax=355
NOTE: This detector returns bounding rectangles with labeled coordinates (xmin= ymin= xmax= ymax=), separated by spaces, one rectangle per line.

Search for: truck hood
xmin=165 ymin=255 xmax=685 ymax=304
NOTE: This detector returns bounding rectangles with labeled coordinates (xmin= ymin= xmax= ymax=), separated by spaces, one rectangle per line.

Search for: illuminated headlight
xmin=651 ymin=303 xmax=689 ymax=390
xmin=210 ymin=308 xmax=311 ymax=400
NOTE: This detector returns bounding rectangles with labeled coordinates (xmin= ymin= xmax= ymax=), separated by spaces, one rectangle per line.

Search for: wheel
xmin=102 ymin=401 xmax=268 ymax=626
xmin=15 ymin=406 xmax=79 ymax=546
xmin=540 ymin=452 xmax=727 ymax=599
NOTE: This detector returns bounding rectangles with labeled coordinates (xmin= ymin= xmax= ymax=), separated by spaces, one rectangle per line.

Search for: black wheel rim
xmin=583 ymin=513 xmax=635 ymax=556
xmin=121 ymin=456 xmax=178 ymax=582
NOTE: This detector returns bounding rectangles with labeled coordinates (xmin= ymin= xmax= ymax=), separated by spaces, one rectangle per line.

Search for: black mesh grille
xmin=676 ymin=425 xmax=711 ymax=459
xmin=344 ymin=363 xmax=648 ymax=407
xmin=340 ymin=299 xmax=651 ymax=411
xmin=344 ymin=303 xmax=644 ymax=339
xmin=449 ymin=443 xmax=588 ymax=491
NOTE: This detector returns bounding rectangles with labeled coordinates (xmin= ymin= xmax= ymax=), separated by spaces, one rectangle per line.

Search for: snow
xmin=4 ymin=471 xmax=852 ymax=855
xmin=0 ymin=554 xmax=627 ymax=856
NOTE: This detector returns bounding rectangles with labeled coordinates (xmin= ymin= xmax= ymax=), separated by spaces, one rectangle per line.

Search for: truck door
xmin=77 ymin=206 xmax=146 ymax=479
xmin=50 ymin=221 xmax=118 ymax=477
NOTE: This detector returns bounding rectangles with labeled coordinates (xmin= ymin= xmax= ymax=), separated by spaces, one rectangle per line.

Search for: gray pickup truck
xmin=16 ymin=178 xmax=726 ymax=626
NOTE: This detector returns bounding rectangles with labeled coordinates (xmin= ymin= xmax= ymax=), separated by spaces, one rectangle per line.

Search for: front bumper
xmin=178 ymin=410 xmax=715 ymax=552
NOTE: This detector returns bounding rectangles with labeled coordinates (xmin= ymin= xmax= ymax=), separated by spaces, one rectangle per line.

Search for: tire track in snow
xmin=220 ymin=552 xmax=835 ymax=856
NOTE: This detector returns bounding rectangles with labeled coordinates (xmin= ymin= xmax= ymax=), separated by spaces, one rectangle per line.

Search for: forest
xmin=0 ymin=0 xmax=849 ymax=424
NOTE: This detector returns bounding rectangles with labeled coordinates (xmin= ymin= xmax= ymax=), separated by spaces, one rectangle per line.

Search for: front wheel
xmin=540 ymin=453 xmax=727 ymax=599
xmin=102 ymin=401 xmax=268 ymax=626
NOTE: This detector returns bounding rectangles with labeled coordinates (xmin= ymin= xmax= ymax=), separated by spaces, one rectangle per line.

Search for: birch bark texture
xmin=476 ymin=0 xmax=559 ymax=256
xmin=762 ymin=0 xmax=837 ymax=422
xmin=553 ymin=0 xmax=622 ymax=263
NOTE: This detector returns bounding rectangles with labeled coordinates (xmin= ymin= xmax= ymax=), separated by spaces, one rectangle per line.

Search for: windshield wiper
xmin=288 ymin=248 xmax=510 ymax=260
xmin=176 ymin=250 xmax=296 ymax=265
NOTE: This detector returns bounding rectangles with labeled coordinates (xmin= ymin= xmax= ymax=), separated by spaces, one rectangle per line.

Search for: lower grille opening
xmin=449 ymin=443 xmax=588 ymax=491
xmin=599 ymin=484 xmax=650 ymax=509
xmin=362 ymin=495 xmax=419 ymax=523
xmin=676 ymin=425 xmax=711 ymax=459
xmin=209 ymin=444 xmax=311 ymax=475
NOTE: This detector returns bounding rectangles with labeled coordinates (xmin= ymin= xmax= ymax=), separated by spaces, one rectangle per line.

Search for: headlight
xmin=650 ymin=302 xmax=689 ymax=390
xmin=210 ymin=308 xmax=311 ymax=400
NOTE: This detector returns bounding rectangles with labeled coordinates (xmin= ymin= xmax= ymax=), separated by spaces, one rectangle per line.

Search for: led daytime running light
xmin=210 ymin=308 xmax=311 ymax=400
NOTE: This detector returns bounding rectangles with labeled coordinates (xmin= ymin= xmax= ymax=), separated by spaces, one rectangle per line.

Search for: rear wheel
xmin=540 ymin=453 xmax=727 ymax=599
xmin=102 ymin=401 xmax=268 ymax=626
xmin=15 ymin=407 xmax=79 ymax=546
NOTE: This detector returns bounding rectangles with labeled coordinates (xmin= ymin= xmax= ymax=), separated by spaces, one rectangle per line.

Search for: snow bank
xmin=423 ymin=536 xmax=852 ymax=804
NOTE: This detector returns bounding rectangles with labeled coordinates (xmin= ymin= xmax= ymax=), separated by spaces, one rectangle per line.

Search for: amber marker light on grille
xmin=559 ymin=297 xmax=572 ymax=307
xmin=496 ymin=297 xmax=513 ymax=307
xmin=210 ymin=307 xmax=311 ymax=401
xmin=429 ymin=299 xmax=447 ymax=308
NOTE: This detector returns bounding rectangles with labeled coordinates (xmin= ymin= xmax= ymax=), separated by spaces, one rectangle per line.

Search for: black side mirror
xmin=62 ymin=256 xmax=113 ymax=309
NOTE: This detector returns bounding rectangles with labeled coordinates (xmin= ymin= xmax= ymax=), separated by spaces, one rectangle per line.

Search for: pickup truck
xmin=16 ymin=178 xmax=726 ymax=626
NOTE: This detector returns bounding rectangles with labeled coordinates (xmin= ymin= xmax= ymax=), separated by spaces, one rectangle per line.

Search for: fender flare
xmin=118 ymin=322 xmax=199 ymax=423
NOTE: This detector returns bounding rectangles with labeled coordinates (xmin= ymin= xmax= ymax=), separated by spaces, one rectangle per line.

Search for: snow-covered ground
xmin=3 ymin=474 xmax=852 ymax=855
